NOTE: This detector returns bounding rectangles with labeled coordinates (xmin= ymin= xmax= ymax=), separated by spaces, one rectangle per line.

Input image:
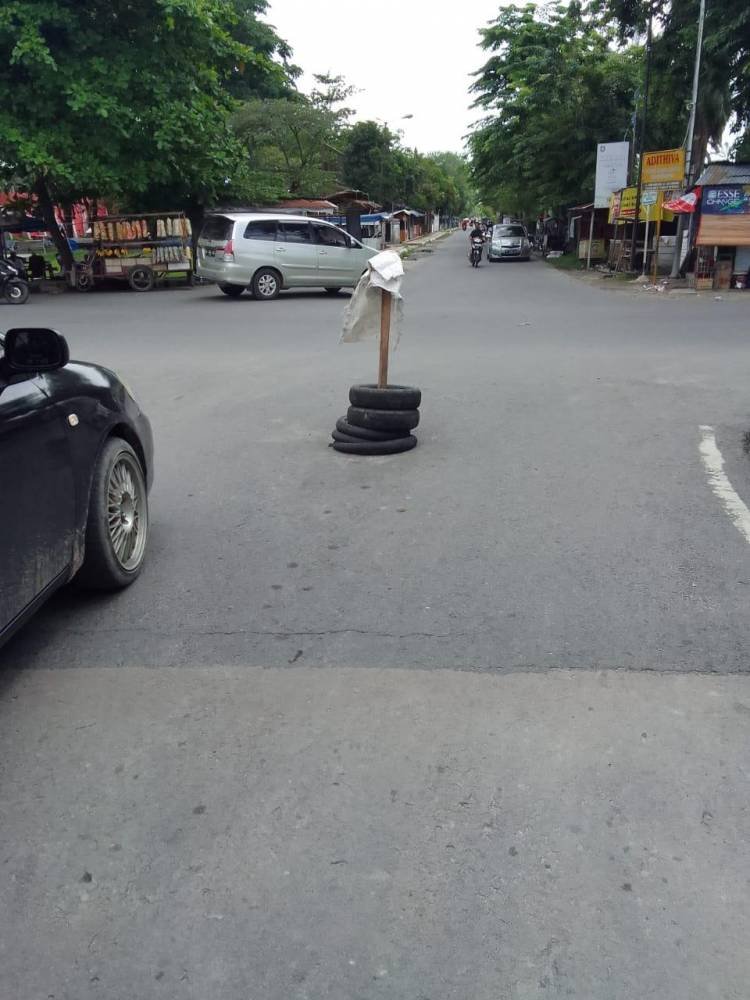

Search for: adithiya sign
xmin=642 ymin=149 xmax=685 ymax=188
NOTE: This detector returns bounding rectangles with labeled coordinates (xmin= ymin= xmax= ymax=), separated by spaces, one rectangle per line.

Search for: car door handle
xmin=274 ymin=247 xmax=286 ymax=253
xmin=318 ymin=250 xmax=328 ymax=255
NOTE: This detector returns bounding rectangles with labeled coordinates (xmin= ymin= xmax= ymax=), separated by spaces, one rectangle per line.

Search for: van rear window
xmin=243 ymin=220 xmax=278 ymax=241
xmin=200 ymin=216 xmax=234 ymax=241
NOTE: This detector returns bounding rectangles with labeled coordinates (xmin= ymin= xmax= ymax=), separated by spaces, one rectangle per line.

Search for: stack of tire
xmin=331 ymin=384 xmax=421 ymax=455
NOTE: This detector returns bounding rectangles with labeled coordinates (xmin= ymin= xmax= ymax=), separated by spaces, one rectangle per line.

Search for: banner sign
xmin=702 ymin=186 xmax=750 ymax=215
xmin=642 ymin=148 xmax=685 ymax=187
xmin=594 ymin=142 xmax=630 ymax=209
xmin=609 ymin=187 xmax=675 ymax=223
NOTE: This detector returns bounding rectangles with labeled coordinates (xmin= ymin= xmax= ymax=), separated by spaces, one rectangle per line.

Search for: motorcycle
xmin=469 ymin=236 xmax=483 ymax=268
xmin=0 ymin=258 xmax=30 ymax=304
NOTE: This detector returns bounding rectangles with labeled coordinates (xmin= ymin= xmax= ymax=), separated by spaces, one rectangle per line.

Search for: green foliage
xmin=469 ymin=3 xmax=644 ymax=216
xmin=597 ymin=0 xmax=746 ymax=161
xmin=340 ymin=121 xmax=396 ymax=203
xmin=232 ymin=96 xmax=342 ymax=199
xmin=0 ymin=0 xmax=293 ymax=261
xmin=340 ymin=123 xmax=471 ymax=214
xmin=231 ymin=73 xmax=354 ymax=199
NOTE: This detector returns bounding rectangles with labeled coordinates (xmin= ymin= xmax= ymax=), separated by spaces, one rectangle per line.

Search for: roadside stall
xmin=692 ymin=164 xmax=750 ymax=289
xmin=75 ymin=212 xmax=193 ymax=291
xmin=607 ymin=187 xmax=676 ymax=274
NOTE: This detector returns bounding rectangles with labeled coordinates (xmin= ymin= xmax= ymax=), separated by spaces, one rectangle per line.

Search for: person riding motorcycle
xmin=468 ymin=224 xmax=485 ymax=266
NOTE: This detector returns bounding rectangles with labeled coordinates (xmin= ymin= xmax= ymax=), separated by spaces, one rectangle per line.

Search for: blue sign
xmin=702 ymin=186 xmax=750 ymax=215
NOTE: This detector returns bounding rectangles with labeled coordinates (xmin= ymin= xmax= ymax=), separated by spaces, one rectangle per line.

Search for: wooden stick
xmin=378 ymin=289 xmax=392 ymax=388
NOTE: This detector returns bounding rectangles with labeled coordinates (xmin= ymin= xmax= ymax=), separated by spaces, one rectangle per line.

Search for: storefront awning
xmin=696 ymin=214 xmax=750 ymax=246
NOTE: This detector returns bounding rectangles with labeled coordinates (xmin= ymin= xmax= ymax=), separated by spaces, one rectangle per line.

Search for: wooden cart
xmin=75 ymin=212 xmax=193 ymax=292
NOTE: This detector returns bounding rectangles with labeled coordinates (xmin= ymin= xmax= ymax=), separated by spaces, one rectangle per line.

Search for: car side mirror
xmin=3 ymin=328 xmax=69 ymax=373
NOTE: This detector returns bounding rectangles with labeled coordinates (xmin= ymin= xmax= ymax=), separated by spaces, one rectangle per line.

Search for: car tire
xmin=335 ymin=417 xmax=404 ymax=442
xmin=4 ymin=279 xmax=30 ymax=304
xmin=332 ymin=435 xmax=417 ymax=456
xmin=77 ymin=438 xmax=149 ymax=590
xmin=219 ymin=283 xmax=245 ymax=297
xmin=128 ymin=266 xmax=154 ymax=292
xmin=252 ymin=267 xmax=281 ymax=300
xmin=347 ymin=405 xmax=420 ymax=432
xmin=324 ymin=287 xmax=342 ymax=295
xmin=349 ymin=384 xmax=422 ymax=410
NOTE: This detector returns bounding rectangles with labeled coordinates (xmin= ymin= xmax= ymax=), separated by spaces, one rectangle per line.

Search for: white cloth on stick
xmin=340 ymin=249 xmax=404 ymax=346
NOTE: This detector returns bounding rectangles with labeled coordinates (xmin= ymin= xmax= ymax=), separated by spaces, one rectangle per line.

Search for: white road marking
xmin=699 ymin=425 xmax=750 ymax=545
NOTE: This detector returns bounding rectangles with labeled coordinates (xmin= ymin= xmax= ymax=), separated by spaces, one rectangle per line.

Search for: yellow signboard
xmin=642 ymin=148 xmax=685 ymax=187
xmin=609 ymin=187 xmax=675 ymax=223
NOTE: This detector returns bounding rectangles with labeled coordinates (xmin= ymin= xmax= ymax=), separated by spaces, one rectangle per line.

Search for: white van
xmin=196 ymin=213 xmax=377 ymax=299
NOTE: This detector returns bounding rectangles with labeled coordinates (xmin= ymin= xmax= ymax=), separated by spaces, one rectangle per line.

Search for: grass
xmin=545 ymin=253 xmax=586 ymax=271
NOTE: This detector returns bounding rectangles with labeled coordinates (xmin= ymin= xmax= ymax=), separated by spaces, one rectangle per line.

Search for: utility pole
xmin=670 ymin=0 xmax=707 ymax=278
xmin=629 ymin=8 xmax=653 ymax=270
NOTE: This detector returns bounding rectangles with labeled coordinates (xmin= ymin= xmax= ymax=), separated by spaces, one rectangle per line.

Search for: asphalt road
xmin=2 ymin=234 xmax=750 ymax=998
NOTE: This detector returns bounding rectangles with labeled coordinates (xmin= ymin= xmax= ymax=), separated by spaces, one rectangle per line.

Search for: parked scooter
xmin=0 ymin=258 xmax=30 ymax=304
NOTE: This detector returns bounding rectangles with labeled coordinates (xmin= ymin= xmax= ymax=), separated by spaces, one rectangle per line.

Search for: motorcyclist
xmin=468 ymin=223 xmax=484 ymax=265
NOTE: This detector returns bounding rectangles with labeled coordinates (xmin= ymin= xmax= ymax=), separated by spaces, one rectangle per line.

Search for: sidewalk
xmin=395 ymin=228 xmax=457 ymax=257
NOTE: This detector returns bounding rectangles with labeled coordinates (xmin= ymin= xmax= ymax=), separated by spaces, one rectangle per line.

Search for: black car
xmin=0 ymin=327 xmax=153 ymax=647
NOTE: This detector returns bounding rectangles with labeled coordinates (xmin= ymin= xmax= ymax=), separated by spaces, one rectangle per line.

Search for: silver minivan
xmin=196 ymin=213 xmax=377 ymax=299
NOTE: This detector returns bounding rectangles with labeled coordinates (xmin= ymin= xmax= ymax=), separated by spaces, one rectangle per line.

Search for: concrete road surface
xmin=2 ymin=233 xmax=750 ymax=998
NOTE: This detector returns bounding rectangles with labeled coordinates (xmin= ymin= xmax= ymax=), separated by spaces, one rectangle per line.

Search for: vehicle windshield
xmin=493 ymin=225 xmax=526 ymax=237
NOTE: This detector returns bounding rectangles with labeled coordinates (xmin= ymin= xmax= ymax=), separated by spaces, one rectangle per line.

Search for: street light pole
xmin=670 ymin=0 xmax=707 ymax=278
xmin=629 ymin=7 xmax=653 ymax=270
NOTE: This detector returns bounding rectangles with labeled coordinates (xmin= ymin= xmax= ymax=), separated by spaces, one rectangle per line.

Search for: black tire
xmin=128 ymin=266 xmax=154 ymax=292
xmin=347 ymin=405 xmax=420 ymax=433
xmin=324 ymin=287 xmax=342 ymax=295
xmin=4 ymin=279 xmax=30 ymax=304
xmin=335 ymin=417 xmax=404 ymax=442
xmin=252 ymin=267 xmax=281 ymax=300
xmin=332 ymin=435 xmax=417 ymax=456
xmin=75 ymin=271 xmax=94 ymax=292
xmin=219 ymin=283 xmax=245 ymax=297
xmin=77 ymin=438 xmax=149 ymax=590
xmin=331 ymin=429 xmax=367 ymax=444
xmin=349 ymin=383 xmax=422 ymax=411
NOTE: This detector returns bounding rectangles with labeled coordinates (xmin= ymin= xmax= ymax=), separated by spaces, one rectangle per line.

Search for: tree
xmin=596 ymin=0 xmax=747 ymax=168
xmin=469 ymin=3 xmax=645 ymax=217
xmin=0 ymin=0 xmax=292 ymax=268
xmin=230 ymin=72 xmax=355 ymax=200
xmin=426 ymin=152 xmax=475 ymax=216
xmin=340 ymin=121 xmax=397 ymax=204
xmin=232 ymin=97 xmax=342 ymax=198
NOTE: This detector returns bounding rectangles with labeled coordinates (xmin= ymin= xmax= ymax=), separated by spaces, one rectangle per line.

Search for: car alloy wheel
xmin=256 ymin=272 xmax=279 ymax=298
xmin=107 ymin=452 xmax=148 ymax=571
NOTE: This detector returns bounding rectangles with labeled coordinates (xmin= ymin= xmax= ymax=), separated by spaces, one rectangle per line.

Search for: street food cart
xmin=76 ymin=212 xmax=193 ymax=291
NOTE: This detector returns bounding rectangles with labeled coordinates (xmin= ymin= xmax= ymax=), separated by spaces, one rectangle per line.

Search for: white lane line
xmin=699 ymin=425 xmax=750 ymax=546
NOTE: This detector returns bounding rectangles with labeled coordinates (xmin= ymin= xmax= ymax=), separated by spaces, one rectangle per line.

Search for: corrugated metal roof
xmin=695 ymin=161 xmax=750 ymax=185
xmin=273 ymin=199 xmax=338 ymax=211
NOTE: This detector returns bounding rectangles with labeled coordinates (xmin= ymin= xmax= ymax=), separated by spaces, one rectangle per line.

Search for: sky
xmin=264 ymin=0 xmax=512 ymax=154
